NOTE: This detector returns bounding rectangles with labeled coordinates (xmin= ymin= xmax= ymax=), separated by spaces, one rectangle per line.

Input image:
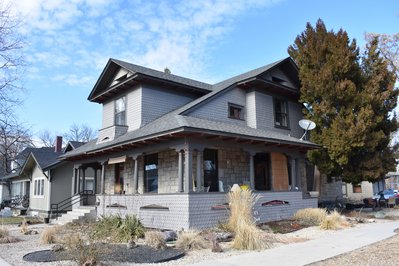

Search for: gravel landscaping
xmin=1 ymin=208 xmax=399 ymax=265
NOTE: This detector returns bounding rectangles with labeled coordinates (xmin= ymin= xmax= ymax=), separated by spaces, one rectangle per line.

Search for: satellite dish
xmin=299 ymin=119 xmax=316 ymax=141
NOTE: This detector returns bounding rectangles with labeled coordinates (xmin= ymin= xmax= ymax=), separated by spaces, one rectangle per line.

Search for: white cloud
xmin=8 ymin=0 xmax=283 ymax=83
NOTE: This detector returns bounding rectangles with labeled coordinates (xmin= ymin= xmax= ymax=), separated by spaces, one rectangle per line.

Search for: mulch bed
xmin=260 ymin=219 xmax=311 ymax=234
xmin=23 ymin=244 xmax=185 ymax=263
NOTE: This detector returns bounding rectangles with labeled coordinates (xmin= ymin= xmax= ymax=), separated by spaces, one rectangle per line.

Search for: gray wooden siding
xmin=126 ymin=85 xmax=142 ymax=131
xmin=188 ymin=87 xmax=247 ymax=126
xmin=261 ymin=68 xmax=296 ymax=89
xmin=29 ymin=166 xmax=49 ymax=212
xmin=102 ymin=100 xmax=114 ymax=128
xmin=246 ymin=91 xmax=257 ymax=128
xmin=141 ymin=85 xmax=196 ymax=126
xmin=254 ymin=91 xmax=303 ymax=138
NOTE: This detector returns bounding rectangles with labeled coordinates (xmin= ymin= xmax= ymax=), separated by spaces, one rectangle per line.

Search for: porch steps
xmin=51 ymin=206 xmax=96 ymax=225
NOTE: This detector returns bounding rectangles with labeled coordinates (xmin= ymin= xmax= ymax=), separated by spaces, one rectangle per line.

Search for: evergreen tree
xmin=288 ymin=19 xmax=398 ymax=183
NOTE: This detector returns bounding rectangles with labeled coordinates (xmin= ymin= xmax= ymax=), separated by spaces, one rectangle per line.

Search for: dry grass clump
xmin=0 ymin=228 xmax=8 ymax=238
xmin=0 ymin=228 xmax=19 ymax=243
xmin=40 ymin=225 xmax=61 ymax=244
xmin=61 ymin=233 xmax=98 ymax=266
xmin=232 ymin=219 xmax=266 ymax=250
xmin=20 ymin=218 xmax=29 ymax=234
xmin=145 ymin=231 xmax=166 ymax=250
xmin=175 ymin=231 xmax=208 ymax=251
xmin=294 ymin=208 xmax=327 ymax=225
xmin=227 ymin=189 xmax=265 ymax=250
xmin=320 ymin=210 xmax=350 ymax=230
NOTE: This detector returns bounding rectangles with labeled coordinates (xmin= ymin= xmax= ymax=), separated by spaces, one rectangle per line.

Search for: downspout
xmin=47 ymin=170 xmax=52 ymax=221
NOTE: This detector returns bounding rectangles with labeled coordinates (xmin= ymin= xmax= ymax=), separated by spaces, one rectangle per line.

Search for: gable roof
xmin=88 ymin=58 xmax=213 ymax=103
xmin=61 ymin=56 xmax=316 ymax=160
xmin=64 ymin=141 xmax=86 ymax=153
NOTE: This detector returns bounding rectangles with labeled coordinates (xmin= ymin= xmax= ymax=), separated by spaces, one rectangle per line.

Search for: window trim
xmin=33 ymin=178 xmax=45 ymax=198
xmin=273 ymin=98 xmax=290 ymax=129
xmin=353 ymin=183 xmax=362 ymax=193
xmin=114 ymin=96 xmax=126 ymax=126
xmin=228 ymin=103 xmax=245 ymax=120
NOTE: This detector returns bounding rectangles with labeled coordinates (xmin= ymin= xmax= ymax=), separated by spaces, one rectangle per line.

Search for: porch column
xmin=100 ymin=161 xmax=107 ymax=194
xmin=81 ymin=166 xmax=87 ymax=192
xmin=290 ymin=158 xmax=297 ymax=190
xmin=77 ymin=167 xmax=81 ymax=193
xmin=249 ymin=152 xmax=255 ymax=190
xmin=133 ymin=156 xmax=139 ymax=194
xmin=93 ymin=168 xmax=98 ymax=194
xmin=184 ymin=148 xmax=193 ymax=193
xmin=196 ymin=149 xmax=203 ymax=190
xmin=72 ymin=167 xmax=77 ymax=195
xmin=177 ymin=150 xmax=184 ymax=192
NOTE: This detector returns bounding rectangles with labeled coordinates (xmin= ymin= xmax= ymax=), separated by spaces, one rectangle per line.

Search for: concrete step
xmin=51 ymin=206 xmax=96 ymax=225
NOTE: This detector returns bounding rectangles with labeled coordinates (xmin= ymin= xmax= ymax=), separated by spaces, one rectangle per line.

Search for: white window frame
xmin=33 ymin=178 xmax=45 ymax=198
xmin=114 ymin=96 xmax=126 ymax=126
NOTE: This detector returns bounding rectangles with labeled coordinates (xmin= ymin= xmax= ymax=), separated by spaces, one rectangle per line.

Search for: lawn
xmin=0 ymin=216 xmax=42 ymax=225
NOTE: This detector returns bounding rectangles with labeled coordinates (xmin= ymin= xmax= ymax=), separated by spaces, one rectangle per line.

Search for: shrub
xmin=227 ymin=189 xmax=258 ymax=231
xmin=40 ymin=226 xmax=61 ymax=244
xmin=61 ymin=233 xmax=98 ymax=266
xmin=91 ymin=214 xmax=144 ymax=243
xmin=227 ymin=189 xmax=266 ymax=250
xmin=232 ymin=219 xmax=265 ymax=250
xmin=145 ymin=231 xmax=166 ymax=249
xmin=294 ymin=208 xmax=327 ymax=225
xmin=320 ymin=210 xmax=349 ymax=230
xmin=175 ymin=231 xmax=208 ymax=251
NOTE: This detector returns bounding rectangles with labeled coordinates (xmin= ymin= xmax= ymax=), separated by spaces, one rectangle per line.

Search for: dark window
xmin=115 ymin=96 xmax=126 ymax=126
xmin=144 ymin=154 xmax=158 ymax=193
xmin=228 ymin=103 xmax=244 ymax=120
xmin=114 ymin=163 xmax=124 ymax=194
xmin=274 ymin=99 xmax=289 ymax=128
xmin=254 ymin=153 xmax=271 ymax=191
xmin=353 ymin=184 xmax=362 ymax=193
xmin=203 ymin=149 xmax=218 ymax=192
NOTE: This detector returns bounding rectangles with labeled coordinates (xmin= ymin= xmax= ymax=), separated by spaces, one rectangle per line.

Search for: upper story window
xmin=274 ymin=98 xmax=289 ymax=128
xmin=115 ymin=96 xmax=126 ymax=126
xmin=228 ymin=103 xmax=244 ymax=120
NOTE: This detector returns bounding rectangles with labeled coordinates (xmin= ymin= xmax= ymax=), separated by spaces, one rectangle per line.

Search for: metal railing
xmin=50 ymin=190 xmax=94 ymax=220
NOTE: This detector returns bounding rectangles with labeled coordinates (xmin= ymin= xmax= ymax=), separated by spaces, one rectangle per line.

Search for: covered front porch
xmin=66 ymin=135 xmax=317 ymax=229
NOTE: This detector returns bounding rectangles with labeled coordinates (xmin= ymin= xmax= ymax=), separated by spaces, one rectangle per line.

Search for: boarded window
xmin=270 ymin=152 xmax=289 ymax=191
xmin=353 ymin=184 xmax=362 ymax=193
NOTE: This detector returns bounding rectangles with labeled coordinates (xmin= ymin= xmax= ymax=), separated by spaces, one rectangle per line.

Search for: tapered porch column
xmin=196 ymin=149 xmax=203 ymax=190
xmin=133 ymin=156 xmax=139 ymax=194
xmin=249 ymin=152 xmax=255 ymax=190
xmin=184 ymin=148 xmax=193 ymax=193
xmin=77 ymin=167 xmax=81 ymax=193
xmin=100 ymin=161 xmax=107 ymax=194
xmin=93 ymin=168 xmax=98 ymax=194
xmin=177 ymin=150 xmax=184 ymax=192
xmin=290 ymin=158 xmax=297 ymax=190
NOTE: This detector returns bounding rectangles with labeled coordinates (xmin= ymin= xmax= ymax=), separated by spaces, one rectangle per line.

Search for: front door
xmin=254 ymin=153 xmax=271 ymax=191
xmin=203 ymin=149 xmax=218 ymax=192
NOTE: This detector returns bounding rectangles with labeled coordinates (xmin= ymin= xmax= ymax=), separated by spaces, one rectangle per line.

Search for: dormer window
xmin=274 ymin=98 xmax=289 ymax=128
xmin=228 ymin=103 xmax=244 ymax=120
xmin=115 ymin=96 xmax=126 ymax=126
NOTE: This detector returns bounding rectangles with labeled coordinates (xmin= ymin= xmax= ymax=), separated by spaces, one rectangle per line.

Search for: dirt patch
xmin=259 ymin=219 xmax=312 ymax=234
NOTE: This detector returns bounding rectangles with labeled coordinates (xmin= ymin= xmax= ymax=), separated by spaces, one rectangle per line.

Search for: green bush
xmin=91 ymin=215 xmax=144 ymax=243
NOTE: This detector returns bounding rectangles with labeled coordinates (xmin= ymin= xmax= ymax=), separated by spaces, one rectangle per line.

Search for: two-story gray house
xmin=61 ymin=57 xmax=319 ymax=230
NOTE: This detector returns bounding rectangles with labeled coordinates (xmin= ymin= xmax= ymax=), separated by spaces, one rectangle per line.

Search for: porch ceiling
xmin=65 ymin=128 xmax=318 ymax=161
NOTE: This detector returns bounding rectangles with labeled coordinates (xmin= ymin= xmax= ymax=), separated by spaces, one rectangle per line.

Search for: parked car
xmin=372 ymin=189 xmax=397 ymax=200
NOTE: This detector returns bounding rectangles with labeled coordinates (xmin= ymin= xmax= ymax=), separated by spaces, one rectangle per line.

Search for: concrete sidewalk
xmin=191 ymin=220 xmax=399 ymax=266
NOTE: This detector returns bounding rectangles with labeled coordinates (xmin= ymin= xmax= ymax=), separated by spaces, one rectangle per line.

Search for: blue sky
xmin=8 ymin=0 xmax=399 ymax=138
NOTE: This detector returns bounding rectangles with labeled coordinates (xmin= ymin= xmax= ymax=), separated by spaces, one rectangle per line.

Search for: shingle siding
xmin=188 ymin=87 xmax=247 ymax=126
xmin=126 ymin=85 xmax=142 ymax=131
xmin=141 ymin=85 xmax=197 ymax=126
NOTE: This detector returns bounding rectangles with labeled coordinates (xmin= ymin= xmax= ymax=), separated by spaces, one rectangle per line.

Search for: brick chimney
xmin=55 ymin=136 xmax=63 ymax=153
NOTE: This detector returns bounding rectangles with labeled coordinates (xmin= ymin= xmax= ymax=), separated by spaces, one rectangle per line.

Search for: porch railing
xmin=50 ymin=190 xmax=94 ymax=220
